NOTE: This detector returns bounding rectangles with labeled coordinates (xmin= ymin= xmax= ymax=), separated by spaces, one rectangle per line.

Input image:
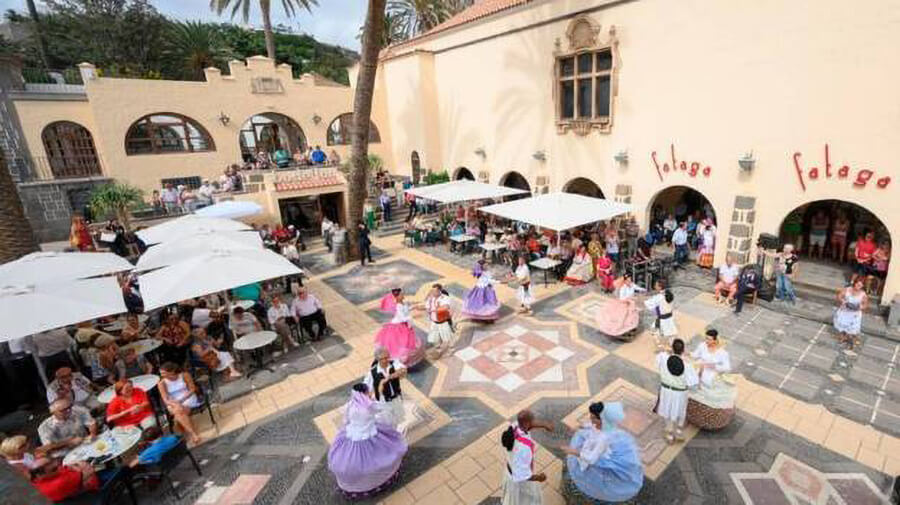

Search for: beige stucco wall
xmin=13 ymin=56 xmax=393 ymax=193
xmin=374 ymin=0 xmax=900 ymax=302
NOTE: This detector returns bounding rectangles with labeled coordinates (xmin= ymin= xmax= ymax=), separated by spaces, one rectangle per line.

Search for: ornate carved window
xmin=125 ymin=113 xmax=215 ymax=155
xmin=326 ymin=113 xmax=381 ymax=146
xmin=554 ymin=16 xmax=619 ymax=136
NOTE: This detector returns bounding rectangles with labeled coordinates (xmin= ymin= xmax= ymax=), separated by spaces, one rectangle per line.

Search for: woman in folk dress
xmin=696 ymin=219 xmax=716 ymax=268
xmin=595 ymin=274 xmax=645 ymax=337
xmin=374 ymin=289 xmax=425 ymax=366
xmin=564 ymin=245 xmax=593 ymax=285
xmin=463 ymin=260 xmax=501 ymax=321
xmin=595 ymin=254 xmax=615 ymax=293
xmin=833 ymin=278 xmax=867 ymax=349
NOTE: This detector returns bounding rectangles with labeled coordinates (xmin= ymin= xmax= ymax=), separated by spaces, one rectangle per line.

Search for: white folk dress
xmin=689 ymin=343 xmax=736 ymax=408
xmin=426 ymin=294 xmax=454 ymax=345
xmin=502 ymin=424 xmax=542 ymax=505
xmin=655 ymin=352 xmax=699 ymax=426
xmin=833 ymin=288 xmax=864 ymax=336
xmin=515 ymin=264 xmax=535 ymax=308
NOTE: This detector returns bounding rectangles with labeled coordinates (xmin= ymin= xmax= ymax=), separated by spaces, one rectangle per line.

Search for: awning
xmin=0 ymin=277 xmax=127 ymax=342
xmin=136 ymin=215 xmax=253 ymax=245
xmin=135 ymin=230 xmax=264 ymax=271
xmin=405 ymin=180 xmax=529 ymax=204
xmin=0 ymin=251 xmax=133 ymax=286
xmin=478 ymin=192 xmax=633 ymax=231
xmin=138 ymin=248 xmax=302 ymax=311
xmin=194 ymin=200 xmax=263 ymax=219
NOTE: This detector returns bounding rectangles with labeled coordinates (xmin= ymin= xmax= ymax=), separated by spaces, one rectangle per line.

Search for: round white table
xmin=63 ymin=426 xmax=142 ymax=466
xmin=121 ymin=338 xmax=163 ymax=356
xmin=101 ymin=314 xmax=148 ymax=332
xmin=231 ymin=300 xmax=256 ymax=311
xmin=234 ymin=331 xmax=278 ymax=377
xmin=97 ymin=374 xmax=161 ymax=404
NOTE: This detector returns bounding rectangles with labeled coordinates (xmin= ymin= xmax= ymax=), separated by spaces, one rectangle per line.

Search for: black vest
xmin=371 ymin=362 xmax=401 ymax=402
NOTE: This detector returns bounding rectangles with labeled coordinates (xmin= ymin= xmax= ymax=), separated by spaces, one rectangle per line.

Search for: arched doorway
xmin=411 ymin=151 xmax=422 ymax=184
xmin=239 ymin=113 xmax=307 ymax=163
xmin=563 ymin=177 xmax=605 ymax=199
xmin=41 ymin=121 xmax=101 ymax=178
xmin=499 ymin=171 xmax=531 ymax=201
xmin=454 ymin=167 xmax=475 ymax=181
xmin=646 ymin=186 xmax=717 ymax=260
xmin=778 ymin=199 xmax=891 ymax=295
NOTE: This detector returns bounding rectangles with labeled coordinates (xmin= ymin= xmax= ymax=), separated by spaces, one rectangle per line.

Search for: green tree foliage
xmin=163 ymin=21 xmax=233 ymax=81
xmin=387 ymin=0 xmax=473 ymax=40
xmin=88 ymin=182 xmax=143 ymax=230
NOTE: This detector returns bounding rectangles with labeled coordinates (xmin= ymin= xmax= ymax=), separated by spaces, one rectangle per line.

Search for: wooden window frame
xmin=326 ymin=113 xmax=381 ymax=146
xmin=124 ymin=113 xmax=216 ymax=156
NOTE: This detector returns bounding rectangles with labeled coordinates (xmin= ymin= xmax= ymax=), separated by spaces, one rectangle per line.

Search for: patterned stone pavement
xmin=134 ymin=235 xmax=898 ymax=505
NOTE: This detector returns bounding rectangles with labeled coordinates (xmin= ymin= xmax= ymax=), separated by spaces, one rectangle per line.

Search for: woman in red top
xmin=106 ymin=380 xmax=157 ymax=432
xmin=851 ymin=231 xmax=877 ymax=286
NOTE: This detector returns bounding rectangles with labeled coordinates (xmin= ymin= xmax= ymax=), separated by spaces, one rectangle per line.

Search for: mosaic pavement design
xmin=731 ymin=453 xmax=889 ymax=504
xmin=561 ymin=378 xmax=699 ymax=480
xmin=321 ymin=258 xmax=441 ymax=305
xmin=430 ymin=317 xmax=606 ymax=416
xmin=554 ymin=291 xmax=610 ymax=329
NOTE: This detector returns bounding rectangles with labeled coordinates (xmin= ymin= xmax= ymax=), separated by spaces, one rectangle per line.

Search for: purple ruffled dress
xmin=462 ymin=269 xmax=501 ymax=321
xmin=328 ymin=391 xmax=408 ymax=497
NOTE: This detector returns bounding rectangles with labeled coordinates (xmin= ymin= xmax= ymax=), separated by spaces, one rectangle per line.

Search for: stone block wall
xmin=17 ymin=178 xmax=110 ymax=242
xmin=727 ymin=195 xmax=756 ymax=264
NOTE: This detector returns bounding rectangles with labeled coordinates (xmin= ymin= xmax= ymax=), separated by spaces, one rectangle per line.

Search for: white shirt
xmin=390 ymin=303 xmax=412 ymax=324
xmin=267 ymin=303 xmax=291 ymax=326
xmin=672 ymin=228 xmax=688 ymax=246
xmin=28 ymin=329 xmax=73 ymax=357
xmin=362 ymin=360 xmax=406 ymax=401
xmin=663 ymin=218 xmax=677 ymax=231
xmin=718 ymin=264 xmax=740 ymax=284
xmin=655 ymin=352 xmax=699 ymax=389
xmin=291 ymin=295 xmax=322 ymax=318
xmin=618 ymin=283 xmax=645 ymax=300
xmin=691 ymin=343 xmax=731 ymax=387
xmin=160 ymin=188 xmax=179 ymax=204
xmin=321 ymin=220 xmax=333 ymax=234
xmin=343 ymin=398 xmax=377 ymax=442
xmin=515 ymin=264 xmax=531 ymax=284
xmin=197 ymin=184 xmax=214 ymax=202
xmin=191 ymin=308 xmax=211 ymax=329
xmin=507 ymin=423 xmax=535 ymax=482
xmin=426 ymin=294 xmax=451 ymax=320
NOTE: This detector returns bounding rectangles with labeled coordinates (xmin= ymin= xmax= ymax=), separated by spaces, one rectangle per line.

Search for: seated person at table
xmin=268 ymin=295 xmax=300 ymax=353
xmin=229 ymin=306 xmax=261 ymax=340
xmin=190 ymin=299 xmax=213 ymax=329
xmin=714 ymin=256 xmax=741 ymax=305
xmin=192 ymin=328 xmax=242 ymax=378
xmin=38 ymin=399 xmax=98 ymax=456
xmin=158 ymin=362 xmax=202 ymax=445
xmin=156 ymin=312 xmax=192 ymax=365
xmin=2 ymin=435 xmax=99 ymax=503
xmin=292 ymin=287 xmax=329 ymax=341
xmin=46 ymin=366 xmax=101 ymax=411
xmin=525 ymin=235 xmax=542 ymax=261
xmin=93 ymin=336 xmax=125 ymax=385
xmin=119 ymin=313 xmax=145 ymax=343
xmin=122 ymin=347 xmax=153 ymax=378
xmin=106 ymin=379 xmax=158 ymax=433
xmin=564 ymin=244 xmax=594 ymax=285
xmin=448 ymin=222 xmax=465 ymax=252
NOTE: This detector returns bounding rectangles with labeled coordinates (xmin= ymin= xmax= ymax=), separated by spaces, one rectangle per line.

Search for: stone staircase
xmin=369 ymin=179 xmax=439 ymax=237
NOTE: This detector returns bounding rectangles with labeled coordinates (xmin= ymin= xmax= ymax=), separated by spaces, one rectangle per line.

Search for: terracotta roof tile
xmin=274 ymin=172 xmax=346 ymax=192
xmin=382 ymin=0 xmax=532 ymax=58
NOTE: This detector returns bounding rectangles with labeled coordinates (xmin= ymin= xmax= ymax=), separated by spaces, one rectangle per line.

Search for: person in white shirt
xmin=228 ymin=307 xmax=261 ymax=339
xmin=424 ymin=284 xmax=454 ymax=357
xmin=663 ymin=214 xmax=677 ymax=244
xmin=514 ymin=255 xmax=534 ymax=313
xmin=267 ymin=295 xmax=298 ymax=353
xmin=46 ymin=367 xmax=100 ymax=411
xmin=500 ymin=409 xmax=553 ymax=504
xmin=321 ymin=216 xmax=334 ymax=252
xmin=159 ymin=183 xmax=180 ymax=214
xmin=197 ymin=180 xmax=214 ymax=206
xmin=655 ymin=339 xmax=698 ymax=444
xmin=191 ymin=299 xmax=213 ymax=329
xmin=291 ymin=288 xmax=328 ymax=341
xmin=644 ymin=280 xmax=677 ymax=343
xmin=362 ymin=347 xmax=408 ymax=430
xmin=671 ymin=221 xmax=689 ymax=266
xmin=689 ymin=329 xmax=737 ymax=413
xmin=714 ymin=256 xmax=741 ymax=305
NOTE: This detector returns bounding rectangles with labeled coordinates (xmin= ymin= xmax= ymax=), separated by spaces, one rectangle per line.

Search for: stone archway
xmin=238 ymin=112 xmax=307 ymax=162
xmin=563 ymin=177 xmax=605 ymax=199
xmin=454 ymin=167 xmax=475 ymax=181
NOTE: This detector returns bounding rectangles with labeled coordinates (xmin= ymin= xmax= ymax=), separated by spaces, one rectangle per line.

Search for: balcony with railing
xmin=8 ymin=154 xmax=106 ymax=185
xmin=16 ymin=67 xmax=85 ymax=95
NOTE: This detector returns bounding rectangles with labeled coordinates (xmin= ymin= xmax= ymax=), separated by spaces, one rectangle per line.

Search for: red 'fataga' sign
xmin=651 ymin=145 xmax=712 ymax=182
xmin=793 ymin=144 xmax=890 ymax=191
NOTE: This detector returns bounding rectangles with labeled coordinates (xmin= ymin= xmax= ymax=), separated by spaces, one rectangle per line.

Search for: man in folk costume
xmin=425 ymin=284 xmax=454 ymax=357
xmin=501 ymin=410 xmax=553 ymax=505
xmin=644 ymin=281 xmax=678 ymax=347
xmin=363 ymin=347 xmax=408 ymax=431
xmin=514 ymin=255 xmax=535 ymax=313
xmin=655 ymin=339 xmax=698 ymax=444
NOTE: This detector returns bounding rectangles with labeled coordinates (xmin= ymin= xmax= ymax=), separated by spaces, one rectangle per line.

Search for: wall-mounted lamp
xmin=218 ymin=112 xmax=231 ymax=126
xmin=613 ymin=150 xmax=628 ymax=164
xmin=474 ymin=147 xmax=486 ymax=159
xmin=738 ymin=151 xmax=755 ymax=171
xmin=532 ymin=150 xmax=547 ymax=162
xmin=312 ymin=113 xmax=322 ymax=125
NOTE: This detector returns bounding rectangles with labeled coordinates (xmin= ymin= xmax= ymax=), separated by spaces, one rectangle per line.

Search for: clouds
xmin=0 ymin=0 xmax=366 ymax=50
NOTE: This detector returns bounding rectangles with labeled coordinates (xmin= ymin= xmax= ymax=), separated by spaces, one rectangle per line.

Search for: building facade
xmin=370 ymin=0 xmax=900 ymax=304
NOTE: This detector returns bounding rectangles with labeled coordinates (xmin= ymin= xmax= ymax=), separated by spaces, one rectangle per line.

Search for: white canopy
xmin=138 ymin=248 xmax=302 ymax=310
xmin=136 ymin=215 xmax=253 ymax=245
xmin=478 ymin=192 xmax=633 ymax=231
xmin=0 ymin=277 xmax=127 ymax=342
xmin=195 ymin=200 xmax=263 ymax=219
xmin=0 ymin=251 xmax=133 ymax=286
xmin=405 ymin=180 xmax=529 ymax=204
xmin=135 ymin=230 xmax=264 ymax=271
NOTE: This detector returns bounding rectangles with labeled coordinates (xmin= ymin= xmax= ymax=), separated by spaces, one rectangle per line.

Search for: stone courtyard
xmin=142 ymin=234 xmax=898 ymax=505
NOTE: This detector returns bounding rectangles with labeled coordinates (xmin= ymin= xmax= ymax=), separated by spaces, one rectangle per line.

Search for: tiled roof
xmin=275 ymin=172 xmax=346 ymax=192
xmin=382 ymin=0 xmax=532 ymax=58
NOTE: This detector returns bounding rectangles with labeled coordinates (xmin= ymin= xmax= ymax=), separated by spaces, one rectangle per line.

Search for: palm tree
xmin=358 ymin=11 xmax=404 ymax=47
xmin=346 ymin=0 xmax=386 ymax=260
xmin=88 ymin=183 xmax=143 ymax=231
xmin=0 ymin=152 xmax=38 ymax=264
xmin=210 ymin=0 xmax=318 ymax=61
xmin=387 ymin=0 xmax=473 ymax=39
xmin=163 ymin=21 xmax=232 ymax=80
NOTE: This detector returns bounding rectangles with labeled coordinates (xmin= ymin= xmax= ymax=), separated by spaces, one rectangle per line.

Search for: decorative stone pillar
xmin=534 ymin=175 xmax=550 ymax=195
xmin=727 ymin=196 xmax=756 ymax=264
xmin=477 ymin=170 xmax=490 ymax=183
xmin=614 ymin=184 xmax=632 ymax=204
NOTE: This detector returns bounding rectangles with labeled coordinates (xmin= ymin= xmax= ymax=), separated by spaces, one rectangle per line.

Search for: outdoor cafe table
xmin=100 ymin=314 xmax=149 ymax=333
xmin=529 ymin=257 xmax=562 ymax=287
xmin=231 ymin=300 xmax=256 ymax=311
xmin=121 ymin=338 xmax=163 ymax=357
xmin=480 ymin=242 xmax=507 ymax=263
xmin=63 ymin=426 xmax=142 ymax=466
xmin=449 ymin=234 xmax=477 ymax=255
xmin=234 ymin=331 xmax=278 ymax=377
xmin=97 ymin=374 xmax=160 ymax=404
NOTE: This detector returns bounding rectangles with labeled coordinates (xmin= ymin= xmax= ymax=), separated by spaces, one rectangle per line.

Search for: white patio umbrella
xmin=0 ymin=251 xmax=133 ymax=286
xmin=136 ymin=215 xmax=253 ymax=245
xmin=138 ymin=248 xmax=302 ymax=311
xmin=136 ymin=230 xmax=263 ymax=271
xmin=194 ymin=200 xmax=263 ymax=219
xmin=405 ymin=180 xmax=529 ymax=204
xmin=0 ymin=277 xmax=126 ymax=342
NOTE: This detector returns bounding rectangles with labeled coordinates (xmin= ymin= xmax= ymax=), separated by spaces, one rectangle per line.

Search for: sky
xmin=0 ymin=0 xmax=367 ymax=51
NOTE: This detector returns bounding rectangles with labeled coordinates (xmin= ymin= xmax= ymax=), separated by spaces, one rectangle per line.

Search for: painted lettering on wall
xmin=651 ymin=144 xmax=712 ymax=182
xmin=793 ymin=144 xmax=891 ymax=191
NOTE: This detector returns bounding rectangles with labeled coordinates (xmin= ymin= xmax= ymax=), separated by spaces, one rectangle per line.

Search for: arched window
xmin=326 ymin=113 xmax=381 ymax=146
xmin=125 ymin=113 xmax=215 ymax=155
xmin=41 ymin=121 xmax=101 ymax=178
